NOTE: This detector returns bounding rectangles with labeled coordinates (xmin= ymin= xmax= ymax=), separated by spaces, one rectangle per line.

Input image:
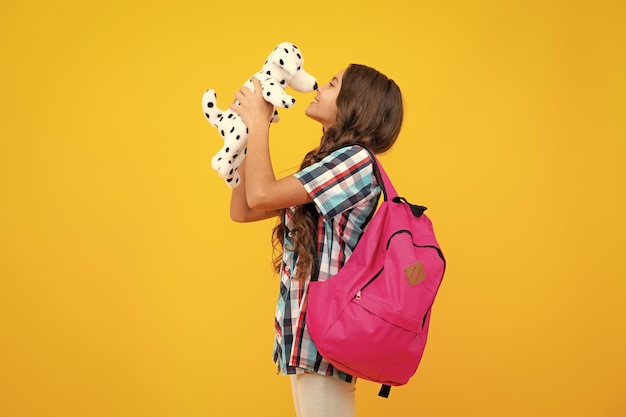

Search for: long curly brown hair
xmin=272 ymin=63 xmax=404 ymax=282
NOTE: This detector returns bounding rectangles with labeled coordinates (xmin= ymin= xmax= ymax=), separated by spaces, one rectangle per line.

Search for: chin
xmin=304 ymin=107 xmax=317 ymax=120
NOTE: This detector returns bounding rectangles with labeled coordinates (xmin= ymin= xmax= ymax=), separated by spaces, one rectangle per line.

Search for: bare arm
xmin=229 ymin=159 xmax=281 ymax=222
xmin=230 ymin=78 xmax=313 ymax=214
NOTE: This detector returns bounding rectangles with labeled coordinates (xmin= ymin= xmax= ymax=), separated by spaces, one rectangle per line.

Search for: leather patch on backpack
xmin=405 ymin=261 xmax=426 ymax=286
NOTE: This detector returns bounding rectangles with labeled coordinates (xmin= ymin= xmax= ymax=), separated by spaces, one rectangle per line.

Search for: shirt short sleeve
xmin=294 ymin=146 xmax=379 ymax=219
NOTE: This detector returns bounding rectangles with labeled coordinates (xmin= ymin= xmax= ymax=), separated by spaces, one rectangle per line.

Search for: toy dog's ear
xmin=270 ymin=43 xmax=299 ymax=75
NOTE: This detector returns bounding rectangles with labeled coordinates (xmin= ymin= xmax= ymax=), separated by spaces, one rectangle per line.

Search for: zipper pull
xmin=355 ymin=291 xmax=361 ymax=300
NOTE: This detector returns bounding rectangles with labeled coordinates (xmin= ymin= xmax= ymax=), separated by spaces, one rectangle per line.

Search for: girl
xmin=229 ymin=63 xmax=404 ymax=417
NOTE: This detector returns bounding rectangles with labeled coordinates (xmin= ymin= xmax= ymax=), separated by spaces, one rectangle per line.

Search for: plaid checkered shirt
xmin=272 ymin=145 xmax=381 ymax=383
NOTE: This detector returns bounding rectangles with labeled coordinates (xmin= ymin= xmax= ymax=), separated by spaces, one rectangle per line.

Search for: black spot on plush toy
xmin=202 ymin=42 xmax=318 ymax=188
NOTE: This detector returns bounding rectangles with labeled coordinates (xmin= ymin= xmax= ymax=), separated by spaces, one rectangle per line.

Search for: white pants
xmin=290 ymin=373 xmax=356 ymax=417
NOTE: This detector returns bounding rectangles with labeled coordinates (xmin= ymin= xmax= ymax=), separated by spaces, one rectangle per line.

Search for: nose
xmin=313 ymin=82 xmax=318 ymax=91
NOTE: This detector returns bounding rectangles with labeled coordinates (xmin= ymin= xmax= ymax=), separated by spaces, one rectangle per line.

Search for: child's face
xmin=305 ymin=68 xmax=345 ymax=130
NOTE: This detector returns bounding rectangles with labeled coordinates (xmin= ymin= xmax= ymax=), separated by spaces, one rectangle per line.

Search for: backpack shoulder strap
xmin=350 ymin=145 xmax=399 ymax=202
xmin=379 ymin=384 xmax=391 ymax=398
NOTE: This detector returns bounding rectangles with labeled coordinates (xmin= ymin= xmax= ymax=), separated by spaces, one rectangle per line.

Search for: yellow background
xmin=1 ymin=0 xmax=624 ymax=416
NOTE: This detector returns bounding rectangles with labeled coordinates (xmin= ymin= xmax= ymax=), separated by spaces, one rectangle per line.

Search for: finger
xmin=250 ymin=77 xmax=262 ymax=93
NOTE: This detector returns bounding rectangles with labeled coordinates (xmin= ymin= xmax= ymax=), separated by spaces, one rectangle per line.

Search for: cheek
xmin=327 ymin=95 xmax=339 ymax=116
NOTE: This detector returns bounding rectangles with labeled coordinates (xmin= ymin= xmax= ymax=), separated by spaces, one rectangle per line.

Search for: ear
xmin=269 ymin=43 xmax=298 ymax=75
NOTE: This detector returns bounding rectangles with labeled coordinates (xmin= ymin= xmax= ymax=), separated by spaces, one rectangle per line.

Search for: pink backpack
xmin=306 ymin=148 xmax=446 ymax=397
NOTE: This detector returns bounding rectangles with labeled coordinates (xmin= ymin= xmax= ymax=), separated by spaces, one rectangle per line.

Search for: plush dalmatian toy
xmin=202 ymin=42 xmax=318 ymax=188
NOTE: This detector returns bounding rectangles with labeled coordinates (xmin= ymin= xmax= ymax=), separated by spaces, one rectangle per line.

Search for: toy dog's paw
xmin=260 ymin=79 xmax=296 ymax=109
xmin=212 ymin=144 xmax=246 ymax=179
xmin=225 ymin=172 xmax=241 ymax=188
xmin=211 ymin=149 xmax=233 ymax=178
xmin=212 ymin=146 xmax=247 ymax=188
